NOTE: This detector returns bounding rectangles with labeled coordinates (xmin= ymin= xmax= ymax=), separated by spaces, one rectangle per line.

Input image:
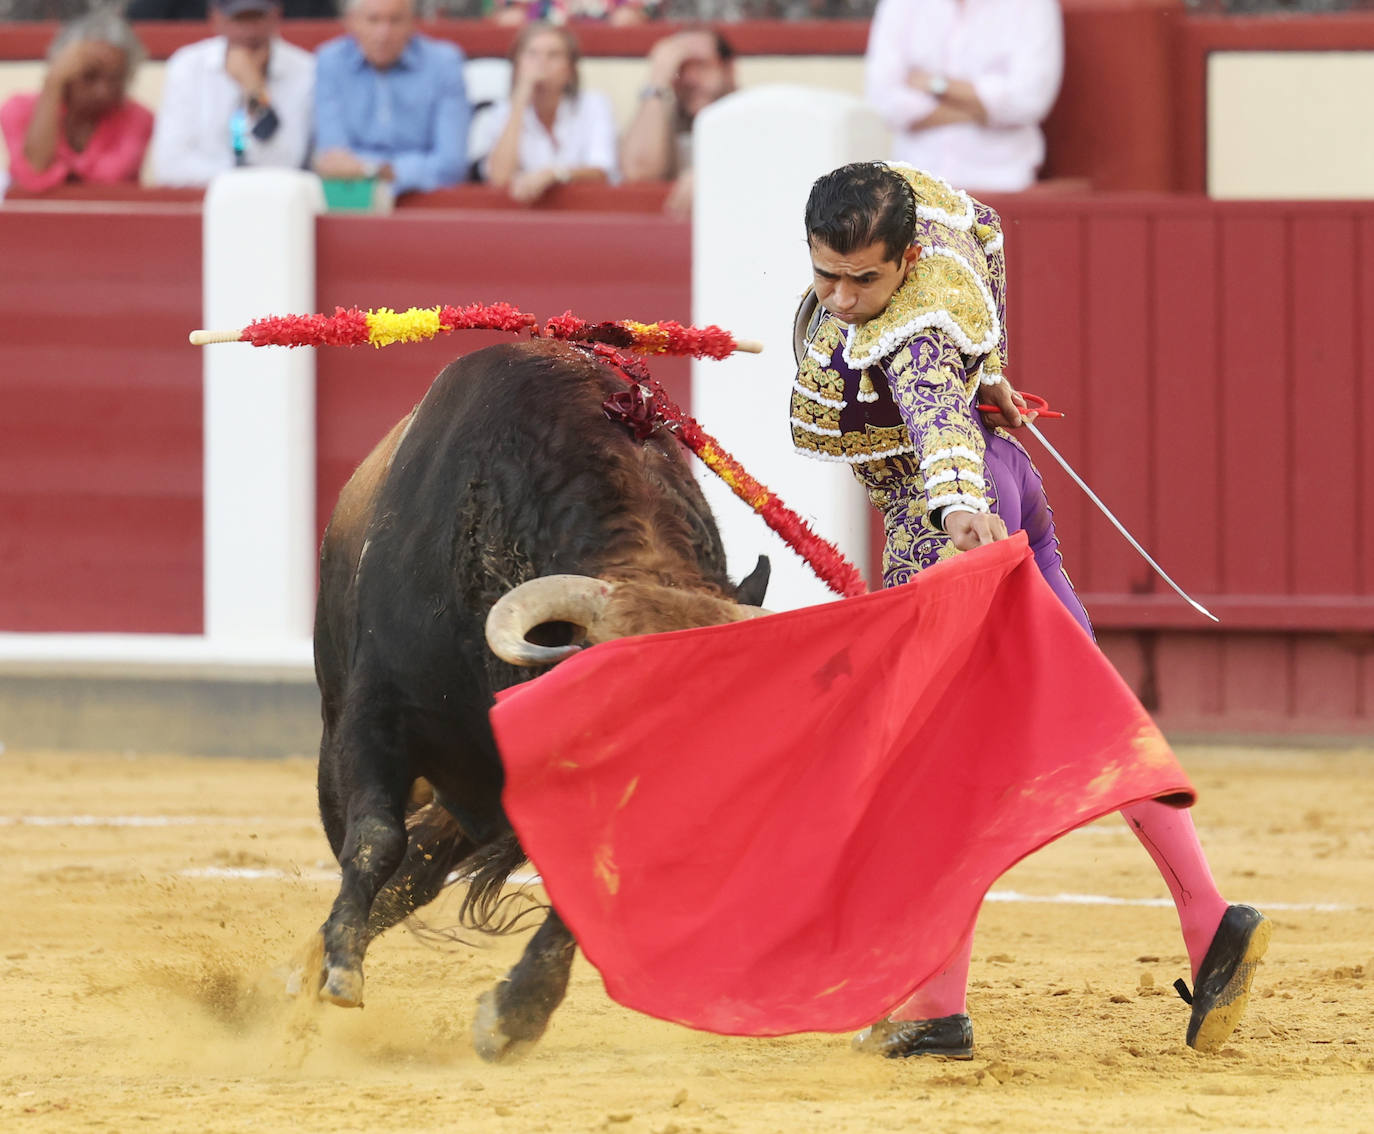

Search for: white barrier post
xmin=203 ymin=169 xmax=324 ymax=647
xmin=692 ymin=86 xmax=890 ymax=610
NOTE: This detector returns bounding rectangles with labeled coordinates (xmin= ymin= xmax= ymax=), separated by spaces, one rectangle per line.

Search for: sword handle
xmin=976 ymin=391 xmax=1063 ymax=419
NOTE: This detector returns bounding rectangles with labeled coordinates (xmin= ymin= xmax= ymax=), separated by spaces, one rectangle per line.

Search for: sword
xmin=981 ymin=393 xmax=1219 ymax=623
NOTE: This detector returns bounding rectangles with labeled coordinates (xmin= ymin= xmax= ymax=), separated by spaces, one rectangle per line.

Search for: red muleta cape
xmin=489 ymin=534 xmax=1193 ymax=1036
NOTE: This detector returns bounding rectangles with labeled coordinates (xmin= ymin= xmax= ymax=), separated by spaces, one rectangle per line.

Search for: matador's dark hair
xmin=803 ymin=162 xmax=917 ymax=265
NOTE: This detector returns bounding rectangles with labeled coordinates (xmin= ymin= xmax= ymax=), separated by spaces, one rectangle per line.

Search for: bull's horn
xmin=484 ymin=575 xmax=615 ymax=667
xmin=724 ymin=604 xmax=771 ymax=622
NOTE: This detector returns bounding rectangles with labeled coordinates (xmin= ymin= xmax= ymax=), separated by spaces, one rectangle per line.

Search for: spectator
xmin=125 ymin=0 xmax=337 ymax=16
xmin=149 ymin=0 xmax=315 ymax=187
xmin=864 ymin=0 xmax=1063 ymax=193
xmin=0 ymin=0 xmax=94 ymax=17
xmin=469 ymin=22 xmax=616 ymax=203
xmin=484 ymin=0 xmax=656 ymax=21
xmin=620 ymin=26 xmax=735 ymax=216
xmin=1 ymin=8 xmax=153 ymax=193
xmin=313 ymin=0 xmax=471 ymax=194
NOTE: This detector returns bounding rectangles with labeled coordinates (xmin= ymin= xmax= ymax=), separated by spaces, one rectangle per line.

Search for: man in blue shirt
xmin=313 ymin=0 xmax=470 ymax=194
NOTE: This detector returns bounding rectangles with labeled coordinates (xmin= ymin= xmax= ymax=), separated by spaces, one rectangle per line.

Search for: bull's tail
xmin=450 ymin=832 xmax=546 ymax=935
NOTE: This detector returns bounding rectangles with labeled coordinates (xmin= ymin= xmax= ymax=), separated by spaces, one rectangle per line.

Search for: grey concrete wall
xmin=0 ymin=673 xmax=321 ymax=757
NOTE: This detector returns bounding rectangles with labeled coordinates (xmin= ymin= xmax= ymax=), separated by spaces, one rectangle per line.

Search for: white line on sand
xmin=9 ymin=818 xmax=1348 ymax=913
xmin=985 ymin=891 xmax=1353 ymax=912
xmin=181 ymin=866 xmax=340 ymax=881
xmin=172 ymin=867 xmax=1355 ymax=913
xmin=176 ymin=866 xmax=547 ymax=885
xmin=0 ymin=815 xmax=280 ymax=827
xmin=6 ymin=816 xmax=1139 ymax=833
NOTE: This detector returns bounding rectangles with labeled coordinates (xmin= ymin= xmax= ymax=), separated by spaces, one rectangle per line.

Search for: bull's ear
xmin=733 ymin=555 xmax=771 ymax=607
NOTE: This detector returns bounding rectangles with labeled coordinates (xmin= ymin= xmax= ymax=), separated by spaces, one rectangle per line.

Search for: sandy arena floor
xmin=1 ymin=743 xmax=1371 ymax=1133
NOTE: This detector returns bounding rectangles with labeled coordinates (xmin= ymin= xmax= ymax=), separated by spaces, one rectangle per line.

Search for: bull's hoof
xmin=320 ymin=965 xmax=365 ymax=1008
xmin=280 ymin=930 xmax=327 ymax=1000
xmin=472 ymin=988 xmax=537 ymax=1063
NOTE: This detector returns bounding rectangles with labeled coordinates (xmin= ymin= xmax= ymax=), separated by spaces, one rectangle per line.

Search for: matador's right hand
xmin=977 ymin=378 xmax=1037 ymax=430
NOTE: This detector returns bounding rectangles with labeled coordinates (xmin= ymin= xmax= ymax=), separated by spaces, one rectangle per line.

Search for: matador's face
xmin=808 ymin=238 xmax=919 ymax=326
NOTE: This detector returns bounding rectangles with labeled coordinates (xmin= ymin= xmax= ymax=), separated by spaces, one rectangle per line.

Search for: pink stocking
xmin=1120 ymin=799 xmax=1229 ymax=979
xmin=886 ymin=803 xmax=1229 ymax=1022
xmin=889 ymin=926 xmax=974 ymax=1021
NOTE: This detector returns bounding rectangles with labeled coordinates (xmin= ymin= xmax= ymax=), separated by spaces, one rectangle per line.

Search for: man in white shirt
xmin=864 ymin=0 xmax=1063 ymax=193
xmin=150 ymin=0 xmax=315 ymax=187
xmin=621 ymin=27 xmax=735 ymax=216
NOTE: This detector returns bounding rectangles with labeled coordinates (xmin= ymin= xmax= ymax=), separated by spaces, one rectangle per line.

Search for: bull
xmin=300 ymin=338 xmax=769 ymax=1060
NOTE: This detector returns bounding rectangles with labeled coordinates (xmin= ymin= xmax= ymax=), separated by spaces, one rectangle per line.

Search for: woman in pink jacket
xmin=2 ymin=9 xmax=154 ymax=193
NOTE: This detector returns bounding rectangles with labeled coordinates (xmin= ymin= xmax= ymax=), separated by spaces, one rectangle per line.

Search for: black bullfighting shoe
xmin=1174 ymin=903 xmax=1272 ymax=1053
xmin=851 ymin=1014 xmax=974 ymax=1060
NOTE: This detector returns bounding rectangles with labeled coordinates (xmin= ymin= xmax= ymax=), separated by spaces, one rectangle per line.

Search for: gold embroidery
xmin=911 ymin=256 xmax=994 ymax=343
xmin=793 ymin=171 xmax=1016 ymax=589
xmin=984 ymin=247 xmax=1008 ymax=369
xmin=796 ymin=356 xmax=844 ymax=402
xmin=790 ymin=425 xmax=845 ymax=458
xmin=789 ymin=405 xmax=914 ymax=465
xmin=926 ymin=222 xmax=984 ymax=266
xmin=856 ymin=424 xmax=911 ymax=458
xmin=892 ymin=165 xmax=974 ymax=228
xmin=886 ymin=340 xmax=983 ymax=437
xmin=845 ymin=250 xmax=997 ymax=365
xmin=789 ymin=393 xmax=839 ymax=432
xmin=852 ymin=452 xmax=998 ymax=586
xmin=805 ymin=311 xmax=845 ymax=362
xmin=795 ymin=315 xmax=847 ymax=402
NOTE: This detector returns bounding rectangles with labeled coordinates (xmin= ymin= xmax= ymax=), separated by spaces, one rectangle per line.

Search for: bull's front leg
xmin=366 ymin=799 xmax=474 ymax=940
xmin=310 ymin=712 xmax=411 ymax=1008
xmin=319 ymin=806 xmax=407 ymax=1006
xmin=472 ymin=910 xmax=577 ymax=1062
xmin=284 ymin=813 xmax=465 ymax=1007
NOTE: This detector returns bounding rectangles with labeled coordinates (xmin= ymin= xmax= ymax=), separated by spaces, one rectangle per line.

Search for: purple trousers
xmin=978 ymin=425 xmax=1093 ymax=637
xmin=856 ymin=420 xmax=1093 ymax=639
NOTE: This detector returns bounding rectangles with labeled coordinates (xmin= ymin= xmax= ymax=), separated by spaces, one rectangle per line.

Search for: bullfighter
xmin=791 ymin=160 xmax=1270 ymax=1059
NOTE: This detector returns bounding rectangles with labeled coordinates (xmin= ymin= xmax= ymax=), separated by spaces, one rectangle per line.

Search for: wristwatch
xmin=639 ymin=85 xmax=671 ymax=102
xmin=927 ymin=74 xmax=949 ymax=97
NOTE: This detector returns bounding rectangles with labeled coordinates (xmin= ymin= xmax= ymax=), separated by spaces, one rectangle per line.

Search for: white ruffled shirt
xmin=470 ymin=90 xmax=618 ymax=182
xmin=864 ymin=0 xmax=1063 ymax=193
xmin=150 ymin=35 xmax=315 ymax=187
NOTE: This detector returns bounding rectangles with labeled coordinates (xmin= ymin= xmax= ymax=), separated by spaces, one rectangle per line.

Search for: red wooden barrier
xmin=987 ymin=194 xmax=1374 ymax=627
xmin=986 ymin=194 xmax=1374 ymax=735
xmin=1041 ymin=0 xmax=1179 ymax=191
xmin=1 ymin=194 xmax=1369 ymax=733
xmin=0 ymin=204 xmax=203 ymax=634
xmin=313 ymin=208 xmax=692 ymax=540
xmin=0 ymin=180 xmax=674 ymax=212
xmin=0 ymin=19 xmax=873 ymax=62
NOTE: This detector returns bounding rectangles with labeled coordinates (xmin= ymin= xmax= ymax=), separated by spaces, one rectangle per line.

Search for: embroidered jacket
xmin=791 ymin=164 xmax=1009 ymax=519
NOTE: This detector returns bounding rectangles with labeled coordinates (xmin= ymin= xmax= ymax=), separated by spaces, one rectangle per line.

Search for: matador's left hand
xmin=978 ymin=378 xmax=1036 ymax=430
xmin=944 ymin=511 xmax=1009 ymax=552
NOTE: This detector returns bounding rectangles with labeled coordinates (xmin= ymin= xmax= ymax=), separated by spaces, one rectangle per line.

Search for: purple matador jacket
xmin=790 ymin=163 xmax=1090 ymax=635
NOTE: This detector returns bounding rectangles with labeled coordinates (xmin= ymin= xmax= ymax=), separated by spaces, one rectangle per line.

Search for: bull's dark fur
xmin=311 ymin=339 xmax=765 ymax=1059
